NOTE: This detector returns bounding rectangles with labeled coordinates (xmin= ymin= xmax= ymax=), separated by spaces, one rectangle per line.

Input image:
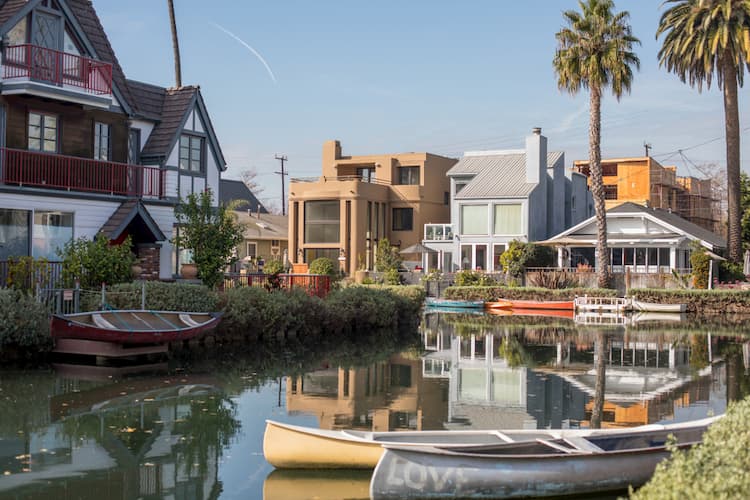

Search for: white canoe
xmin=263 ymin=417 xmax=713 ymax=469
xmin=629 ymin=299 xmax=687 ymax=313
xmin=370 ymin=416 xmax=719 ymax=499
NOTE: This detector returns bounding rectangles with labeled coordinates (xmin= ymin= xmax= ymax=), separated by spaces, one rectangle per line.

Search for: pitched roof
xmin=609 ymin=202 xmax=726 ymax=249
xmin=448 ymin=151 xmax=564 ymax=199
xmin=0 ymin=0 xmax=28 ymax=28
xmin=140 ymin=86 xmax=197 ymax=158
xmin=126 ymin=79 xmax=166 ymax=120
xmin=66 ymin=0 xmax=136 ymax=113
xmin=220 ymin=179 xmax=268 ymax=213
xmin=235 ymin=212 xmax=288 ymax=241
xmin=99 ymin=199 xmax=166 ymax=242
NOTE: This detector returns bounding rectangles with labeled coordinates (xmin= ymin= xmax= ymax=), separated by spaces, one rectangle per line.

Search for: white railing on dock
xmin=574 ymin=296 xmax=630 ymax=313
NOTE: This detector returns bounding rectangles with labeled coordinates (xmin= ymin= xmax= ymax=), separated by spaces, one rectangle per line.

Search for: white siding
xmin=166 ymin=142 xmax=179 ymax=169
xmin=0 ymin=193 xmax=119 ymax=240
xmin=143 ymin=204 xmax=177 ymax=280
xmin=206 ymin=147 xmax=220 ymax=197
xmin=165 ymin=170 xmax=179 ymax=198
xmin=131 ymin=119 xmax=156 ymax=149
xmin=193 ymin=177 xmax=205 ymax=193
xmin=179 ymin=175 xmax=193 ymax=199
xmin=193 ymin=107 xmax=205 ymax=133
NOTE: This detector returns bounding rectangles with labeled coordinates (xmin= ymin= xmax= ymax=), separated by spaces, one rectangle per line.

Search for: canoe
xmin=511 ymin=307 xmax=575 ymax=319
xmin=51 ymin=310 xmax=222 ymax=344
xmin=509 ymin=299 xmax=574 ymax=311
xmin=629 ymin=299 xmax=687 ymax=313
xmin=262 ymin=417 xmax=713 ymax=469
xmin=425 ymin=298 xmax=484 ymax=309
xmin=484 ymin=300 xmax=512 ymax=309
xmin=370 ymin=416 xmax=718 ymax=499
xmin=263 ymin=469 xmax=371 ymax=500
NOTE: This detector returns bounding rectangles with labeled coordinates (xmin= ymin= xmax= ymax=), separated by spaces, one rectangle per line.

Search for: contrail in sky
xmin=210 ymin=22 xmax=277 ymax=83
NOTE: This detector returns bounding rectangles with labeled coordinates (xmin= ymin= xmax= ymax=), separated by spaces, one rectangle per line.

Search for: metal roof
xmin=448 ymin=151 xmax=564 ymax=199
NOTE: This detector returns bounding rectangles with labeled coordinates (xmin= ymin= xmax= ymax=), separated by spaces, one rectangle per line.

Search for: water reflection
xmin=0 ymin=368 xmax=239 ymax=499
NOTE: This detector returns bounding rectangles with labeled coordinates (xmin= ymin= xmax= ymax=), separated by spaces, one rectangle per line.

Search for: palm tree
xmin=657 ymin=0 xmax=750 ymax=263
xmin=167 ymin=0 xmax=182 ymax=87
xmin=553 ymin=0 xmax=640 ymax=288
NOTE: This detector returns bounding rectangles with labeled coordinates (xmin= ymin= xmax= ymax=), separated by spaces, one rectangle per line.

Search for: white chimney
xmin=525 ymin=127 xmax=547 ymax=185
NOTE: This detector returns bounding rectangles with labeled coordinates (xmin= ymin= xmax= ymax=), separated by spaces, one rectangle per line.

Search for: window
xmin=455 ymin=182 xmax=467 ymax=194
xmin=304 ymin=248 xmax=339 ymax=263
xmin=392 ymin=208 xmax=413 ymax=231
xmin=271 ymin=239 xmax=280 ymax=248
xmin=493 ymin=245 xmax=506 ymax=271
xmin=28 ymin=112 xmax=57 ymax=152
xmin=602 ymin=163 xmax=618 ymax=176
xmin=246 ymin=242 xmax=257 ymax=258
xmin=604 ymin=185 xmax=618 ymax=200
xmin=444 ymin=191 xmax=450 ymax=205
xmin=0 ymin=209 xmax=30 ymax=259
xmin=128 ymin=129 xmax=141 ymax=165
xmin=32 ymin=211 xmax=73 ymax=259
xmin=493 ymin=204 xmax=522 ymax=235
xmin=179 ymin=135 xmax=203 ymax=172
xmin=659 ymin=248 xmax=670 ymax=270
xmin=94 ymin=122 xmax=111 ymax=161
xmin=397 ymin=166 xmax=420 ymax=185
xmin=356 ymin=167 xmax=375 ymax=182
xmin=460 ymin=205 xmax=487 ymax=235
xmin=304 ymin=201 xmax=340 ymax=243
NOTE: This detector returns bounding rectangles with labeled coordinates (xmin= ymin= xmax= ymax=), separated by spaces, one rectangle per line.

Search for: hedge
xmin=444 ymin=286 xmax=618 ymax=302
xmin=84 ymin=281 xmax=220 ymax=312
xmin=628 ymin=288 xmax=750 ymax=314
xmin=0 ymin=289 xmax=52 ymax=353
xmin=632 ymin=397 xmax=750 ymax=499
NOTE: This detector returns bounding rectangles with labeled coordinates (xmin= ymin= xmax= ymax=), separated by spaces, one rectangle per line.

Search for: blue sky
xmin=96 ymin=0 xmax=750 ymax=209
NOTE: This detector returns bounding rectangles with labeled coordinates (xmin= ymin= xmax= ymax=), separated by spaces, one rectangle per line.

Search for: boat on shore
xmin=369 ymin=416 xmax=718 ymax=499
xmin=508 ymin=299 xmax=574 ymax=310
xmin=628 ymin=299 xmax=687 ymax=313
xmin=425 ymin=298 xmax=484 ymax=309
xmin=51 ymin=310 xmax=222 ymax=344
xmin=263 ymin=417 xmax=714 ymax=469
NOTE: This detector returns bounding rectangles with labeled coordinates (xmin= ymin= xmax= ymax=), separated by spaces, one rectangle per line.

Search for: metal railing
xmin=0 ymin=260 xmax=63 ymax=289
xmin=222 ymin=273 xmax=331 ymax=298
xmin=1 ymin=147 xmax=164 ymax=198
xmin=3 ymin=44 xmax=113 ymax=95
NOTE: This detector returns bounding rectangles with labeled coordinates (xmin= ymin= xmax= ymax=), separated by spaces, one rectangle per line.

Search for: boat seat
xmin=92 ymin=313 xmax=117 ymax=330
xmin=564 ymin=437 xmax=604 ymax=453
xmin=179 ymin=314 xmax=201 ymax=327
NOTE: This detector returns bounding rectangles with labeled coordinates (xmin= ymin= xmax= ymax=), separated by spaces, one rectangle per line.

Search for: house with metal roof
xmin=542 ymin=202 xmax=726 ymax=273
xmin=0 ymin=0 xmax=227 ymax=280
xmin=424 ymin=128 xmax=592 ymax=272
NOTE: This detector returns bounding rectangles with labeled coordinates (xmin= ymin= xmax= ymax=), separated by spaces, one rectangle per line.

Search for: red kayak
xmin=509 ymin=300 xmax=574 ymax=311
xmin=51 ymin=310 xmax=222 ymax=344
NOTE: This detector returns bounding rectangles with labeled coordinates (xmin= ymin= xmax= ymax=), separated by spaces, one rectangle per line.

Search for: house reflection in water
xmin=285 ymin=312 xmax=725 ymax=432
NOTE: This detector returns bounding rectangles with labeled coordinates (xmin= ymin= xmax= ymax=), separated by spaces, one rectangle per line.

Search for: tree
xmin=741 ymin=172 xmax=750 ymax=247
xmin=553 ymin=0 xmax=641 ymax=288
xmin=375 ymin=238 xmax=402 ymax=272
xmin=657 ymin=0 xmax=750 ymax=263
xmin=167 ymin=0 xmax=181 ymax=87
xmin=173 ymin=189 xmax=245 ymax=288
xmin=60 ymin=234 xmax=136 ymax=289
xmin=241 ymin=168 xmax=265 ymax=198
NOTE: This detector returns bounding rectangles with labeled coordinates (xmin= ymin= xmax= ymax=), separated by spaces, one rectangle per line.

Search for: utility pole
xmin=275 ymin=154 xmax=288 ymax=215
xmin=644 ymin=142 xmax=652 ymax=157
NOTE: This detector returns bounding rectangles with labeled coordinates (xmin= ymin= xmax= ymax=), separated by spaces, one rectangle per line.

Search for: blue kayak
xmin=425 ymin=298 xmax=484 ymax=309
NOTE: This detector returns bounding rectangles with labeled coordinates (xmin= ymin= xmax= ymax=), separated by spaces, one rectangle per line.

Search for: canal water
xmin=1 ymin=310 xmax=749 ymax=500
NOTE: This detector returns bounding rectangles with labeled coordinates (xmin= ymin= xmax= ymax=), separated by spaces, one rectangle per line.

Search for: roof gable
xmin=220 ymin=179 xmax=267 ymax=213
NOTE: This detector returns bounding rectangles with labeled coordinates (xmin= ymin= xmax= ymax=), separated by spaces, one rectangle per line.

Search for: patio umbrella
xmin=744 ymin=249 xmax=750 ymax=276
xmin=399 ymin=243 xmax=438 ymax=254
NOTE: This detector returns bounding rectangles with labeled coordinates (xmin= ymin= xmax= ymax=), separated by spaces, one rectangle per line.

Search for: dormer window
xmin=179 ymin=135 xmax=204 ymax=173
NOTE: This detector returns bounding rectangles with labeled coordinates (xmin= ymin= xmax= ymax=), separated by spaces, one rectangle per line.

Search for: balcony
xmin=2 ymin=44 xmax=113 ymax=105
xmin=1 ymin=147 xmax=163 ymax=199
xmin=424 ymin=223 xmax=453 ymax=241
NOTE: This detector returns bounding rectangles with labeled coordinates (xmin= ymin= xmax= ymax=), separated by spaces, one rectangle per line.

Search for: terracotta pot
xmin=181 ymin=263 xmax=198 ymax=280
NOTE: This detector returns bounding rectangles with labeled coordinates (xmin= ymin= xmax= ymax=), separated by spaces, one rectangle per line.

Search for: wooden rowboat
xmin=370 ymin=416 xmax=718 ymax=499
xmin=262 ymin=417 xmax=712 ymax=469
xmin=51 ymin=310 xmax=222 ymax=344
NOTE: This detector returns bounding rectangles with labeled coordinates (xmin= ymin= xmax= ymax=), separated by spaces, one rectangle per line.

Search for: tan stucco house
xmin=288 ymin=140 xmax=457 ymax=275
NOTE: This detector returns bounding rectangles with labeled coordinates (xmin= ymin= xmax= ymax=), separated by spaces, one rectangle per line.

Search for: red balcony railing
xmin=1 ymin=147 xmax=163 ymax=198
xmin=2 ymin=44 xmax=112 ymax=96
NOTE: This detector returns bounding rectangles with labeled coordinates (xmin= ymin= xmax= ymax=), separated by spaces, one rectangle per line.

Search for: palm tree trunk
xmin=590 ymin=329 xmax=607 ymax=429
xmin=167 ymin=0 xmax=182 ymax=88
xmin=723 ymin=54 xmax=741 ymax=263
xmin=589 ymin=86 xmax=610 ymax=287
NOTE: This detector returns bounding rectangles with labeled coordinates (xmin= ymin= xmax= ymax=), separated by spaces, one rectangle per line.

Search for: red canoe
xmin=509 ymin=300 xmax=574 ymax=311
xmin=51 ymin=310 xmax=222 ymax=344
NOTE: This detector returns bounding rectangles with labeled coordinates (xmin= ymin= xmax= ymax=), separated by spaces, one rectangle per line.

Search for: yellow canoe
xmin=262 ymin=419 xmax=674 ymax=469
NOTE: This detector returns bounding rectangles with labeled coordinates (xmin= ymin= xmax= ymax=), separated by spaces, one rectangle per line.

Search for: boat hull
xmin=51 ymin=310 xmax=222 ymax=344
xmin=509 ymin=300 xmax=574 ymax=311
xmin=370 ymin=445 xmax=681 ymax=499
xmin=484 ymin=300 xmax=512 ymax=310
xmin=630 ymin=299 xmax=687 ymax=313
xmin=425 ymin=298 xmax=484 ymax=309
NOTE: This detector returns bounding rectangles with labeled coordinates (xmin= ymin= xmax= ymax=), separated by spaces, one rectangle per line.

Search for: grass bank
xmin=444 ymin=286 xmax=617 ymax=301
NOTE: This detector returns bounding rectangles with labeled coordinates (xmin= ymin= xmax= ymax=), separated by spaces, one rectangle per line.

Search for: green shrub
xmin=61 ymin=234 xmax=136 ymax=289
xmin=264 ymin=259 xmax=285 ymax=275
xmin=384 ymin=268 xmax=402 ymax=285
xmin=0 ymin=290 xmax=52 ymax=352
xmin=444 ymin=286 xmax=617 ymax=302
xmin=632 ymin=397 xmax=750 ymax=499
xmin=455 ymin=270 xmax=499 ymax=286
xmin=324 ymin=287 xmax=400 ymax=335
xmin=719 ymin=261 xmax=746 ymax=283
xmin=375 ymin=238 xmax=402 ymax=272
xmin=5 ymin=257 xmax=55 ymax=294
xmin=499 ymin=240 xmax=554 ymax=278
xmin=309 ymin=257 xmax=336 ymax=277
xmin=526 ymin=270 xmax=578 ymax=289
xmin=690 ymin=242 xmax=711 ymax=289
xmin=84 ymin=282 xmax=219 ymax=312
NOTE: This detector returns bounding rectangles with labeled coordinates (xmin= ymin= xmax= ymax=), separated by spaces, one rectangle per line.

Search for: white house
xmin=543 ymin=202 xmax=726 ymax=272
xmin=0 ymin=0 xmax=226 ymax=280
xmin=423 ymin=128 xmax=592 ymax=272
